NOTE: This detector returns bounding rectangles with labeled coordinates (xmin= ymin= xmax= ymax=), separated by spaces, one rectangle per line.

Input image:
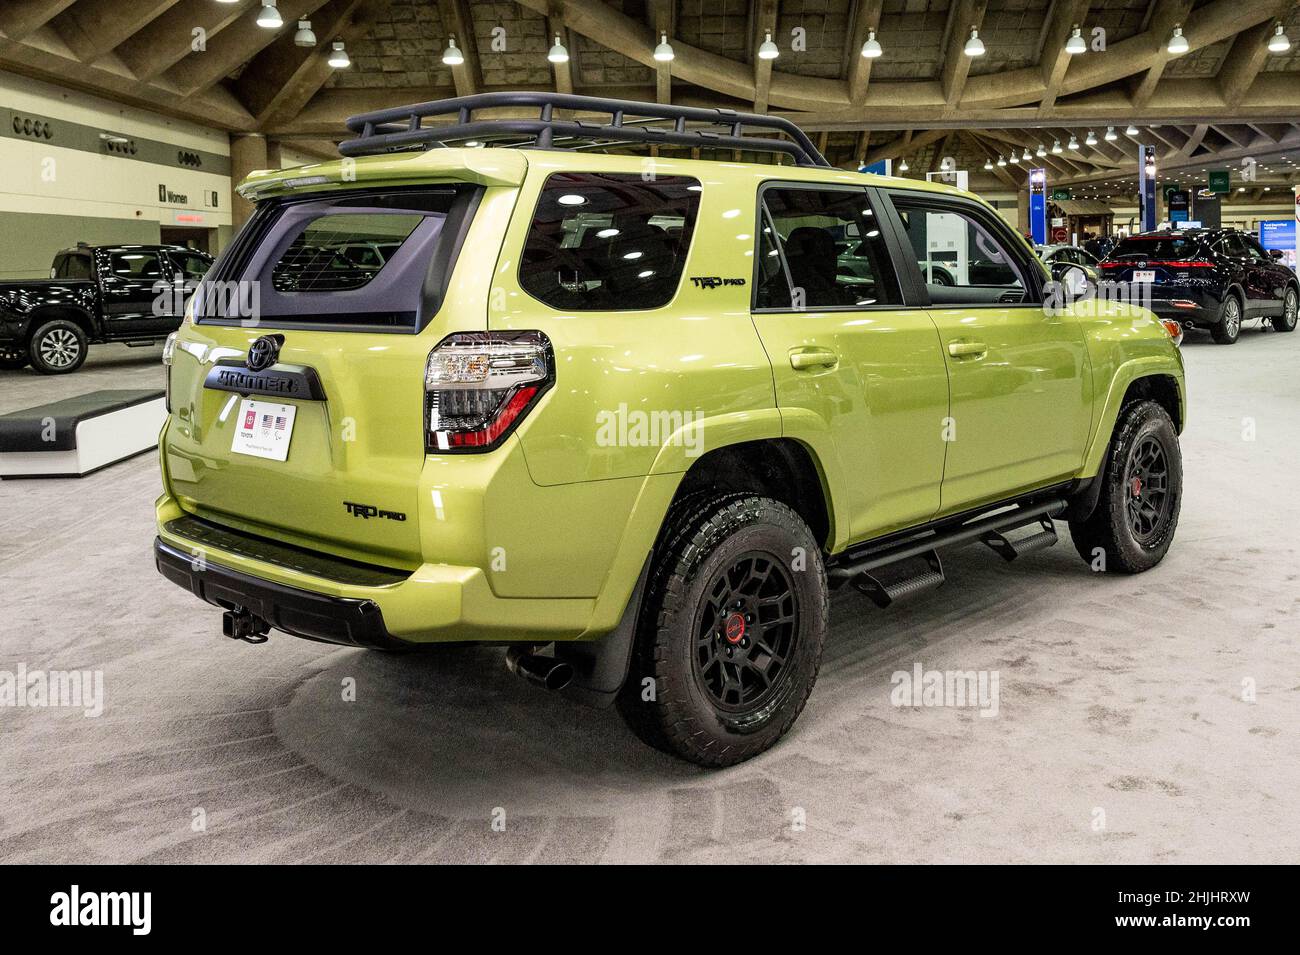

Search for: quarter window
xmin=756 ymin=187 xmax=900 ymax=309
xmin=518 ymin=172 xmax=700 ymax=311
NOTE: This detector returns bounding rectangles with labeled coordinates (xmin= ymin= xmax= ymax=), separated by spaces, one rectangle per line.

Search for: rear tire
xmin=1211 ymin=293 xmax=1242 ymax=345
xmin=616 ymin=494 xmax=827 ymax=767
xmin=1271 ymin=286 xmax=1297 ymax=333
xmin=28 ymin=319 xmax=88 ymax=374
xmin=1069 ymin=400 xmax=1182 ymax=574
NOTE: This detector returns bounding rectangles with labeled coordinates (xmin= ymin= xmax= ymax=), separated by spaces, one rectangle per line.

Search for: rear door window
xmin=518 ymin=172 xmax=701 ymax=310
xmin=272 ymin=214 xmax=423 ymax=292
xmin=755 ymin=186 xmax=901 ymax=309
xmin=108 ymin=251 xmax=164 ymax=280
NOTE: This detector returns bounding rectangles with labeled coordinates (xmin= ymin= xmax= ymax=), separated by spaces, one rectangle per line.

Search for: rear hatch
xmin=163 ymin=151 xmax=524 ymax=567
xmin=1101 ymin=234 xmax=1211 ymax=292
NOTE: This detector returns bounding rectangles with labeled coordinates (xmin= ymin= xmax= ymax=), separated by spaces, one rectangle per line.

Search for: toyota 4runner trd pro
xmin=154 ymin=94 xmax=1186 ymax=767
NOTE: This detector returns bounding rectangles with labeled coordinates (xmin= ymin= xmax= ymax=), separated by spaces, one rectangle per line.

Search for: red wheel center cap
xmin=724 ymin=613 xmax=746 ymax=644
xmin=1130 ymin=476 xmax=1143 ymax=497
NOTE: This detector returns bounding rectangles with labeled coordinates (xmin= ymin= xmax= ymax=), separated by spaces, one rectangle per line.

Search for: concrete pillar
xmin=1016 ymin=190 xmax=1030 ymax=235
xmin=230 ymin=133 xmax=269 ymax=230
xmin=266 ymin=139 xmax=283 ymax=170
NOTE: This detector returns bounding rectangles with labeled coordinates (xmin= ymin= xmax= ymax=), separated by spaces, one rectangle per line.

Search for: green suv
xmin=155 ymin=94 xmax=1186 ymax=766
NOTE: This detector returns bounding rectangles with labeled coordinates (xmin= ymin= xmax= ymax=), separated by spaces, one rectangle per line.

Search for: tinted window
xmin=273 ymin=213 xmax=422 ymax=292
xmin=757 ymin=187 xmax=900 ymax=309
xmin=56 ymin=254 xmax=92 ymax=279
xmin=519 ymin=172 xmax=700 ymax=311
xmin=1112 ymin=236 xmax=1201 ymax=259
xmin=170 ymin=252 xmax=211 ymax=280
xmin=109 ymin=251 xmax=163 ymax=279
xmin=892 ymin=199 xmax=1027 ymax=304
xmin=1241 ymin=235 xmax=1269 ymax=260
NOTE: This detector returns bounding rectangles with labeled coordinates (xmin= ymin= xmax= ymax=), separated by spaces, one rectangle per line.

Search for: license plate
xmin=231 ymin=398 xmax=296 ymax=461
xmin=1132 ymin=270 xmax=1155 ymax=283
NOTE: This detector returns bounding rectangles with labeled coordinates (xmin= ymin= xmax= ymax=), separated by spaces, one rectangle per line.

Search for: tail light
xmin=424 ymin=331 xmax=553 ymax=452
xmin=1159 ymin=318 xmax=1184 ymax=346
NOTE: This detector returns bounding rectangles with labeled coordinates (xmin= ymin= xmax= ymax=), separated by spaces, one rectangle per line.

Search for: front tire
xmin=1211 ymin=293 xmax=1242 ymax=345
xmin=617 ymin=494 xmax=827 ymax=767
xmin=1271 ymin=286 xmax=1298 ymax=333
xmin=1069 ymin=400 xmax=1182 ymax=574
xmin=28 ymin=319 xmax=88 ymax=374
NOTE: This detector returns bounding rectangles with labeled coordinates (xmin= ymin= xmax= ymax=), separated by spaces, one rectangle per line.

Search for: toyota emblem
xmin=246 ymin=335 xmax=282 ymax=372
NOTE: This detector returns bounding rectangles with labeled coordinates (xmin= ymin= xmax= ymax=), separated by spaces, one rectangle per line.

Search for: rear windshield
xmin=519 ymin=172 xmax=701 ymax=311
xmin=201 ymin=187 xmax=474 ymax=332
xmin=1111 ymin=236 xmax=1202 ymax=260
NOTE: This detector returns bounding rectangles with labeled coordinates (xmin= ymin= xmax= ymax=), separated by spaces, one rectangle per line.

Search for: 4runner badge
xmin=690 ymin=276 xmax=746 ymax=289
xmin=343 ymin=502 xmax=407 ymax=521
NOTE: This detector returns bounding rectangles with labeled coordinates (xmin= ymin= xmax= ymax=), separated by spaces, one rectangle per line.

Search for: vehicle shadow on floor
xmin=270 ymin=537 xmax=1092 ymax=814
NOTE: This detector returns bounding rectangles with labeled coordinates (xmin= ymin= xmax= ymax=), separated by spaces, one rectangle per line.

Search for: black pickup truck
xmin=0 ymin=244 xmax=213 ymax=374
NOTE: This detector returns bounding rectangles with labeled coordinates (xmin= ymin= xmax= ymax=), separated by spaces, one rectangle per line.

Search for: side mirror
xmin=1050 ymin=262 xmax=1090 ymax=297
xmin=1268 ymin=249 xmax=1284 ymax=261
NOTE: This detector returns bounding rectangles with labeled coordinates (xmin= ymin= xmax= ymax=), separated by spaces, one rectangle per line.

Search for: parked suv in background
xmin=1101 ymin=229 xmax=1299 ymax=344
xmin=0 ymin=243 xmax=213 ymax=373
xmin=154 ymin=94 xmax=1186 ymax=767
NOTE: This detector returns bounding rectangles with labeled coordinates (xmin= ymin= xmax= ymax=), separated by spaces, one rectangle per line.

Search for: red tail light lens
xmin=424 ymin=331 xmax=553 ymax=453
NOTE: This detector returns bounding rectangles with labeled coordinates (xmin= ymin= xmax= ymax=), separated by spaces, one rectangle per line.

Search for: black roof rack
xmin=338 ymin=91 xmax=830 ymax=167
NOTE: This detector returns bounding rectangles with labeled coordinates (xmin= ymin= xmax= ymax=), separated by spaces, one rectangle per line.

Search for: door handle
xmin=789 ymin=348 xmax=839 ymax=370
xmin=947 ymin=341 xmax=988 ymax=358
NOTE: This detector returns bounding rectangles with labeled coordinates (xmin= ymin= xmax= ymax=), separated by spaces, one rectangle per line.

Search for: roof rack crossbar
xmin=337 ymin=91 xmax=830 ymax=167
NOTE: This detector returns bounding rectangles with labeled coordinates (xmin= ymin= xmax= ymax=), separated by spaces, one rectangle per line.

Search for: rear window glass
xmin=272 ymin=214 xmax=422 ymax=292
xmin=56 ymin=254 xmax=92 ymax=279
xmin=202 ymin=187 xmax=471 ymax=332
xmin=519 ymin=172 xmax=701 ymax=310
xmin=109 ymin=251 xmax=163 ymax=279
xmin=1111 ymin=236 xmax=1201 ymax=259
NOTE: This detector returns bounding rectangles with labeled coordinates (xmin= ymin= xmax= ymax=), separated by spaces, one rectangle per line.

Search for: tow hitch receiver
xmin=223 ymin=608 xmax=270 ymax=643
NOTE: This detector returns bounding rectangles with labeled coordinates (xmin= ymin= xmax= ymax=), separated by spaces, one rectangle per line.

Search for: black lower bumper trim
xmin=154 ymin=537 xmax=410 ymax=650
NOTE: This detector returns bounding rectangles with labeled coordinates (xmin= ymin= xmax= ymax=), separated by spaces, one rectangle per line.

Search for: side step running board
xmin=828 ymin=498 xmax=1068 ymax=602
xmin=852 ymin=550 xmax=944 ymax=609
xmin=981 ymin=517 xmax=1058 ymax=562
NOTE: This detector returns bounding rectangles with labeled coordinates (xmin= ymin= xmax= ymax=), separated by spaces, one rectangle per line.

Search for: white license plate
xmin=1132 ymin=270 xmax=1155 ymax=283
xmin=231 ymin=398 xmax=296 ymax=461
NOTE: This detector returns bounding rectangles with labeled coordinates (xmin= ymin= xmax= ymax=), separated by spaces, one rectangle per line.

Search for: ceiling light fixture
xmin=997 ymin=154 xmax=1007 ymax=166
xmin=984 ymin=157 xmax=994 ymax=170
xmin=898 ymin=158 xmax=909 ymax=172
xmin=654 ymin=32 xmax=675 ymax=62
xmin=1052 ymin=140 xmax=1063 ymax=154
xmin=1036 ymin=143 xmax=1047 ymax=157
xmin=1068 ymin=134 xmax=1080 ymax=150
xmin=1126 ymin=123 xmax=1139 ymax=136
xmin=1065 ymin=25 xmax=1086 ymax=55
xmin=758 ymin=31 xmax=780 ymax=60
xmin=1085 ymin=129 xmax=1097 ymax=146
xmin=256 ymin=0 xmax=281 ymax=29
xmin=293 ymin=20 xmax=315 ymax=46
xmin=548 ymin=35 xmax=569 ymax=63
xmin=861 ymin=30 xmax=883 ymax=58
xmin=964 ymin=27 xmax=985 ymax=57
xmin=327 ymin=39 xmax=349 ymax=68
xmin=1268 ymin=23 xmax=1292 ymax=53
xmin=1167 ymin=25 xmax=1189 ymax=55
xmin=1022 ymin=147 xmax=1032 ymax=161
xmin=1105 ymin=125 xmax=1118 ymax=141
xmin=442 ymin=36 xmax=464 ymax=66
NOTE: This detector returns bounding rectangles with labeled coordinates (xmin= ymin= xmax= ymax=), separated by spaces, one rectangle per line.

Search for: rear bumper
xmin=155 ymin=537 xmax=406 ymax=649
xmin=1143 ymin=288 xmax=1221 ymax=326
xmin=154 ymin=495 xmax=596 ymax=645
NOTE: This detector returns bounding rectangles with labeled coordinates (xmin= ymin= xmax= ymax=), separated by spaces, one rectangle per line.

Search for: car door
xmin=880 ymin=190 xmax=1093 ymax=515
xmin=1240 ymin=234 xmax=1286 ymax=314
xmin=750 ymin=183 xmax=949 ymax=542
xmin=99 ymin=248 xmax=169 ymax=336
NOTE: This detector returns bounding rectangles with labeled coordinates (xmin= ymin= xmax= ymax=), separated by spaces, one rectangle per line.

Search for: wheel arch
xmin=26 ymin=305 xmax=96 ymax=343
xmin=1082 ymin=357 xmax=1186 ymax=479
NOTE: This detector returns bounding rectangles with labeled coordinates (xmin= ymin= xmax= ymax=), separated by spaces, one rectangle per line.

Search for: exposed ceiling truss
xmin=0 ymin=0 xmax=1296 ymax=186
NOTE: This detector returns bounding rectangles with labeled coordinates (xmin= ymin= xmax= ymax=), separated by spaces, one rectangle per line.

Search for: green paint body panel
xmin=158 ymin=147 xmax=1185 ymax=644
